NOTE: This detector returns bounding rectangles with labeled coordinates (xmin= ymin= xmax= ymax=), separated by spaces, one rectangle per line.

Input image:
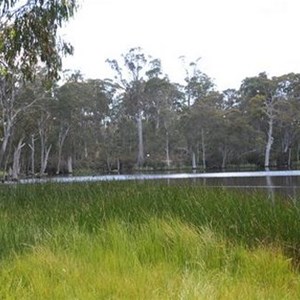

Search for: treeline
xmin=1 ymin=47 xmax=300 ymax=179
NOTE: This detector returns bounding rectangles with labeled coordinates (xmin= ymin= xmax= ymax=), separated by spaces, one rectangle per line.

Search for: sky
xmin=61 ymin=0 xmax=300 ymax=91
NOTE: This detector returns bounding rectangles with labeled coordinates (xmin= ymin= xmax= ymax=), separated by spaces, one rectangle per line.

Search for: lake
xmin=17 ymin=170 xmax=300 ymax=200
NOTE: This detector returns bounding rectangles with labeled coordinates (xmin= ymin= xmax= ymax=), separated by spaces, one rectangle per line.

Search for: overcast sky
xmin=61 ymin=0 xmax=300 ymax=90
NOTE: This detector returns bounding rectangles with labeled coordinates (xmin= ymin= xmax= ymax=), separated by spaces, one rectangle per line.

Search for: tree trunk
xmin=106 ymin=156 xmax=111 ymax=173
xmin=0 ymin=120 xmax=12 ymax=168
xmin=287 ymin=147 xmax=292 ymax=169
xmin=165 ymin=131 xmax=171 ymax=168
xmin=40 ymin=145 xmax=51 ymax=176
xmin=28 ymin=134 xmax=36 ymax=176
xmin=117 ymin=158 xmax=121 ymax=174
xmin=191 ymin=150 xmax=197 ymax=169
xmin=12 ymin=138 xmax=25 ymax=181
xmin=67 ymin=156 xmax=73 ymax=174
xmin=136 ymin=110 xmax=144 ymax=167
xmin=221 ymin=146 xmax=228 ymax=170
xmin=264 ymin=116 xmax=274 ymax=168
xmin=84 ymin=141 xmax=88 ymax=158
xmin=38 ymin=114 xmax=52 ymax=177
xmin=56 ymin=124 xmax=70 ymax=175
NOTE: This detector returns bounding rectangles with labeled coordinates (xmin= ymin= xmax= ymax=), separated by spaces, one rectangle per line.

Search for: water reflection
xmin=16 ymin=170 xmax=300 ymax=199
xmin=265 ymin=175 xmax=275 ymax=203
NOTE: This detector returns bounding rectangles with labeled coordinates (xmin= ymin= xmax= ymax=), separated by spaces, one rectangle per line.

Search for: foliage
xmin=0 ymin=0 xmax=78 ymax=79
xmin=1 ymin=47 xmax=300 ymax=176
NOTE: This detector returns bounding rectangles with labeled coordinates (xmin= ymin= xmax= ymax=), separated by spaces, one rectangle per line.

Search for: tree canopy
xmin=0 ymin=45 xmax=299 ymax=179
xmin=0 ymin=0 xmax=78 ymax=79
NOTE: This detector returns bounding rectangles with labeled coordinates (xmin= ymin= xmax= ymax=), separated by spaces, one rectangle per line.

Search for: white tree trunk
xmin=165 ymin=131 xmax=171 ymax=168
xmin=136 ymin=110 xmax=144 ymax=167
xmin=40 ymin=145 xmax=52 ymax=176
xmin=264 ymin=116 xmax=274 ymax=168
xmin=191 ymin=150 xmax=197 ymax=169
xmin=84 ymin=141 xmax=88 ymax=158
xmin=28 ymin=134 xmax=36 ymax=176
xmin=38 ymin=114 xmax=52 ymax=177
xmin=0 ymin=75 xmax=36 ymax=168
xmin=107 ymin=156 xmax=112 ymax=173
xmin=0 ymin=119 xmax=12 ymax=167
xmin=12 ymin=138 xmax=25 ymax=181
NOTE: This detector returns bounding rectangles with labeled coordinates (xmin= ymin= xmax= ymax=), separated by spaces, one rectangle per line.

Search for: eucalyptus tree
xmin=0 ymin=0 xmax=78 ymax=178
xmin=220 ymin=88 xmax=262 ymax=167
xmin=179 ymin=56 xmax=214 ymax=107
xmin=143 ymin=77 xmax=184 ymax=167
xmin=180 ymin=91 xmax=221 ymax=170
xmin=55 ymin=74 xmax=111 ymax=173
xmin=0 ymin=0 xmax=78 ymax=80
xmin=240 ymin=73 xmax=281 ymax=168
xmin=0 ymin=68 xmax=51 ymax=177
xmin=213 ymin=105 xmax=254 ymax=169
xmin=1 ymin=69 xmax=56 ymax=178
xmin=0 ymin=71 xmax=22 ymax=168
xmin=16 ymin=70 xmax=54 ymax=177
xmin=106 ymin=47 xmax=162 ymax=168
xmin=81 ymin=78 xmax=112 ymax=171
xmin=273 ymin=73 xmax=300 ymax=167
xmin=179 ymin=57 xmax=214 ymax=169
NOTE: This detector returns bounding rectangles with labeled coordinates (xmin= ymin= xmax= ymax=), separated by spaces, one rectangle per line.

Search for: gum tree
xmin=179 ymin=57 xmax=214 ymax=169
xmin=0 ymin=0 xmax=78 ymax=79
xmin=107 ymin=48 xmax=161 ymax=168
xmin=0 ymin=0 xmax=78 ymax=176
xmin=240 ymin=73 xmax=287 ymax=168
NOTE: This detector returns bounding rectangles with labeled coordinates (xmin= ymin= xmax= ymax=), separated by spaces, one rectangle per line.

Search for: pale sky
xmin=61 ymin=0 xmax=300 ymax=91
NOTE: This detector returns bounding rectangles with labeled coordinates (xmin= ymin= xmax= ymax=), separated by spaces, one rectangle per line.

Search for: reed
xmin=0 ymin=181 xmax=299 ymax=298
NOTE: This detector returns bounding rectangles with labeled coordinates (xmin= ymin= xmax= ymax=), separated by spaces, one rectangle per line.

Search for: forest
xmin=0 ymin=1 xmax=297 ymax=179
xmin=1 ymin=46 xmax=300 ymax=179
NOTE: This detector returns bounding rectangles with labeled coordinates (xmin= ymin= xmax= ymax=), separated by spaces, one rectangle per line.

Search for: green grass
xmin=0 ymin=181 xmax=300 ymax=299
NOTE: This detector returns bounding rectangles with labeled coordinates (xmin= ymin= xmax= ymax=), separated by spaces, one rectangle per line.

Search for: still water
xmin=17 ymin=170 xmax=300 ymax=199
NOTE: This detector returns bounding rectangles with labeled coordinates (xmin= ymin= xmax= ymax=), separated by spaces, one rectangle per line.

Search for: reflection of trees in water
xmin=266 ymin=175 xmax=275 ymax=204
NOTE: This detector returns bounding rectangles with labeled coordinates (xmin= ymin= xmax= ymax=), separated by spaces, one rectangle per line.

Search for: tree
xmin=180 ymin=56 xmax=214 ymax=107
xmin=240 ymin=73 xmax=279 ymax=168
xmin=273 ymin=73 xmax=300 ymax=167
xmin=180 ymin=91 xmax=220 ymax=170
xmin=0 ymin=0 xmax=78 ymax=80
xmin=107 ymin=48 xmax=161 ymax=168
xmin=179 ymin=57 xmax=214 ymax=169
xmin=0 ymin=68 xmax=49 ymax=174
xmin=144 ymin=77 xmax=184 ymax=167
xmin=0 ymin=0 xmax=77 ymax=178
xmin=55 ymin=72 xmax=113 ymax=174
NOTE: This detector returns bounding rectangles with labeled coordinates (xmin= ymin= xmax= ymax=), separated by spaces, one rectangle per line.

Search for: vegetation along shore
xmin=1 ymin=181 xmax=300 ymax=299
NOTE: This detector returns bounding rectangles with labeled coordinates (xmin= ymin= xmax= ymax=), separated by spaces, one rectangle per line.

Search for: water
xmin=16 ymin=170 xmax=300 ymax=199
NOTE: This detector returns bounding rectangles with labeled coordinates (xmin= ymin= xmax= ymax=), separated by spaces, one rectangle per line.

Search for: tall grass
xmin=0 ymin=181 xmax=300 ymax=298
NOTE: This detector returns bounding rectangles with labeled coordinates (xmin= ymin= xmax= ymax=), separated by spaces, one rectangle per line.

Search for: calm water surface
xmin=17 ymin=170 xmax=300 ymax=199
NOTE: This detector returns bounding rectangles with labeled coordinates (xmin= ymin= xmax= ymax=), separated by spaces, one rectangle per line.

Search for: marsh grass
xmin=0 ymin=181 xmax=300 ymax=299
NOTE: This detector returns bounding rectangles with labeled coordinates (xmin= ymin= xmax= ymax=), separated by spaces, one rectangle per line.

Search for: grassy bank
xmin=0 ymin=182 xmax=300 ymax=299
